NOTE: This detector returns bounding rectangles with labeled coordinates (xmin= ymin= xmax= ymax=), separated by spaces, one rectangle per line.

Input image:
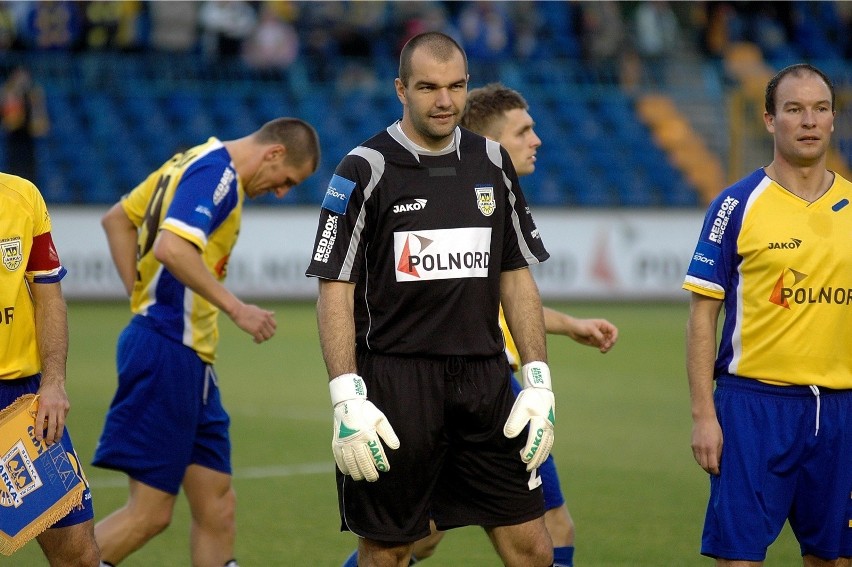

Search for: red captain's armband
xmin=27 ymin=232 xmax=61 ymax=272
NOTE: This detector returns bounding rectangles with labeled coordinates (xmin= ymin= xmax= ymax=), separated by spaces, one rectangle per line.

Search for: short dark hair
xmin=398 ymin=31 xmax=467 ymax=87
xmin=256 ymin=117 xmax=321 ymax=172
xmin=461 ymin=83 xmax=529 ymax=139
xmin=765 ymin=63 xmax=835 ymax=115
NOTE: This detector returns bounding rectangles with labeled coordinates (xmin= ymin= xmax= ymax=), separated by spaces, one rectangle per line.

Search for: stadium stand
xmin=636 ymin=94 xmax=724 ymax=205
xmin=0 ymin=1 xmax=850 ymax=208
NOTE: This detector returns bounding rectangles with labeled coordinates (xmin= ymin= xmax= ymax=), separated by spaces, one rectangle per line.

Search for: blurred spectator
xmin=1 ymin=66 xmax=49 ymax=182
xmin=0 ymin=2 xmax=18 ymax=50
xmin=242 ymin=2 xmax=299 ymax=74
xmin=199 ymin=0 xmax=257 ymax=61
xmin=528 ymin=1 xmax=581 ymax=59
xmin=337 ymin=1 xmax=388 ymax=58
xmin=750 ymin=3 xmax=795 ymax=63
xmin=392 ymin=1 xmax=459 ymax=57
xmin=334 ymin=1 xmax=389 ymax=91
xmin=837 ymin=2 xmax=852 ymax=60
xmin=83 ymin=0 xmax=122 ymax=49
xmin=791 ymin=1 xmax=844 ymax=60
xmin=457 ymin=1 xmax=513 ymax=62
xmin=633 ymin=1 xmax=680 ymax=85
xmin=82 ymin=0 xmax=146 ymax=51
xmin=148 ymin=1 xmax=199 ymax=53
xmin=509 ymin=1 xmax=542 ymax=59
xmin=457 ymin=1 xmax=513 ymax=83
xmin=293 ymin=1 xmax=339 ymax=82
xmin=699 ymin=1 xmax=742 ymax=61
xmin=19 ymin=1 xmax=84 ymax=51
xmin=578 ymin=1 xmax=626 ymax=81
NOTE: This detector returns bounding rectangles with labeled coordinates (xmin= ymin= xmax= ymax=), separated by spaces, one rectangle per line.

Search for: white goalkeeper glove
xmin=329 ymin=373 xmax=400 ymax=482
xmin=503 ymin=361 xmax=555 ymax=472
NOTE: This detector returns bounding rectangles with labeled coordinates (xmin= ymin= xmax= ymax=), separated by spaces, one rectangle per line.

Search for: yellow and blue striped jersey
xmin=0 ymin=174 xmax=67 ymax=378
xmin=684 ymin=168 xmax=852 ymax=388
xmin=498 ymin=305 xmax=520 ymax=371
xmin=123 ymin=138 xmax=243 ymax=363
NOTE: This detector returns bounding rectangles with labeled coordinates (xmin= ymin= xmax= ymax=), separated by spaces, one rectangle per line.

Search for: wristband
xmin=329 ymin=373 xmax=366 ymax=406
xmin=521 ymin=361 xmax=552 ymax=390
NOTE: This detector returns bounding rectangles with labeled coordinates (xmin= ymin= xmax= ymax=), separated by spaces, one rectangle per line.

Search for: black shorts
xmin=337 ymin=350 xmax=545 ymax=542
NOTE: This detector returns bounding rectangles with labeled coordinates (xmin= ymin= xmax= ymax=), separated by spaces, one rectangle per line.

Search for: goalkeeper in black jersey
xmin=307 ymin=32 xmax=555 ymax=567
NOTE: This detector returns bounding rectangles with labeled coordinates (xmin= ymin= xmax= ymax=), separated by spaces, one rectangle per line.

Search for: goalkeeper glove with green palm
xmin=503 ymin=361 xmax=555 ymax=471
xmin=329 ymin=373 xmax=400 ymax=482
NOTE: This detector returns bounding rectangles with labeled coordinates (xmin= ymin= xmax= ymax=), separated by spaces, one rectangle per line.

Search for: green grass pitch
xmin=3 ymin=301 xmax=801 ymax=566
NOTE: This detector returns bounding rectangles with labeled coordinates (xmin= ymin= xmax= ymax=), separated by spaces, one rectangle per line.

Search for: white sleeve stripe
xmin=162 ymin=217 xmax=208 ymax=248
xmin=506 ymin=172 xmax=541 ymax=265
xmin=486 ymin=138 xmax=540 ymax=265
xmin=339 ymin=147 xmax=385 ymax=280
xmin=683 ymin=275 xmax=724 ymax=294
xmin=485 ymin=138 xmax=503 ymax=168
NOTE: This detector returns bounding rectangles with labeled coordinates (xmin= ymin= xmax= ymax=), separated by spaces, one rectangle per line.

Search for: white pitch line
xmin=88 ymin=461 xmax=333 ymax=488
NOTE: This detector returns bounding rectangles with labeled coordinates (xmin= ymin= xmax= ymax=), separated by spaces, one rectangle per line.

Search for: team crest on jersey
xmin=475 ymin=186 xmax=496 ymax=217
xmin=1 ymin=238 xmax=22 ymax=271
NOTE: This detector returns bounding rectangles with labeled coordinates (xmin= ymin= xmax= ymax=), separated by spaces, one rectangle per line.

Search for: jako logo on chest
xmin=392 ymin=199 xmax=427 ymax=214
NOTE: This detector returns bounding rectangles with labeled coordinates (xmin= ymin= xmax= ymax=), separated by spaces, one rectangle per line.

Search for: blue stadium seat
xmin=566 ymin=167 xmax=617 ymax=207
xmin=534 ymin=172 xmax=574 ymax=206
xmin=26 ymin=47 xmax=740 ymax=207
xmin=533 ymin=1 xmax=581 ymax=59
xmin=36 ymin=140 xmax=75 ymax=203
xmin=251 ymin=90 xmax=294 ymax=123
xmin=662 ymin=181 xmax=700 ymax=207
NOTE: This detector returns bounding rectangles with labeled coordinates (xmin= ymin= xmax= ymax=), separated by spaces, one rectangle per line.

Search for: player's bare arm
xmin=316 ymin=279 xmax=358 ymax=379
xmin=101 ymin=202 xmax=139 ymax=297
xmin=153 ymin=230 xmax=276 ymax=344
xmin=500 ymin=268 xmax=547 ymax=363
xmin=29 ymin=280 xmax=69 ymax=445
xmin=318 ymin=279 xmax=399 ymax=482
xmin=501 ymin=268 xmax=555 ymax=472
xmin=544 ymin=307 xmax=618 ymax=353
xmin=686 ymin=292 xmax=724 ymax=476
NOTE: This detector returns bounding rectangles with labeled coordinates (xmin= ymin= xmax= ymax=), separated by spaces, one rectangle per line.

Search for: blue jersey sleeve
xmin=165 ymin=159 xmax=239 ymax=244
xmin=684 ymin=169 xmax=764 ymax=298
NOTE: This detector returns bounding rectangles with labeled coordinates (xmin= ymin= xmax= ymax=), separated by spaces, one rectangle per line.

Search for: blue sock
xmin=553 ymin=545 xmax=574 ymax=567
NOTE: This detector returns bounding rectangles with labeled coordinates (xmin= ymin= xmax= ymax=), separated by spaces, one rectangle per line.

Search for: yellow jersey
xmin=123 ymin=138 xmax=243 ymax=363
xmin=684 ymin=168 xmax=852 ymax=388
xmin=0 ymin=174 xmax=66 ymax=378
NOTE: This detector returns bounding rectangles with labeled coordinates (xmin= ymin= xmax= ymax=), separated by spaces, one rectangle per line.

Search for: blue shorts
xmin=702 ymin=376 xmax=852 ymax=561
xmin=510 ymin=373 xmax=565 ymax=512
xmin=92 ymin=316 xmax=231 ymax=495
xmin=0 ymin=375 xmax=94 ymax=528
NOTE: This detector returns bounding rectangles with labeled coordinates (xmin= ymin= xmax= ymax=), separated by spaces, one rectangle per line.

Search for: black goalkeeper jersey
xmin=306 ymin=123 xmax=549 ymax=357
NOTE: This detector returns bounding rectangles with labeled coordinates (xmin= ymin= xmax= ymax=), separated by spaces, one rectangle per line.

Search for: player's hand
xmin=504 ymin=361 xmax=555 ymax=472
xmin=691 ymin=416 xmax=723 ymax=475
xmin=229 ymin=302 xmax=276 ymax=343
xmin=566 ymin=317 xmax=619 ymax=353
xmin=329 ymin=374 xmax=400 ymax=482
xmin=34 ymin=380 xmax=70 ymax=445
